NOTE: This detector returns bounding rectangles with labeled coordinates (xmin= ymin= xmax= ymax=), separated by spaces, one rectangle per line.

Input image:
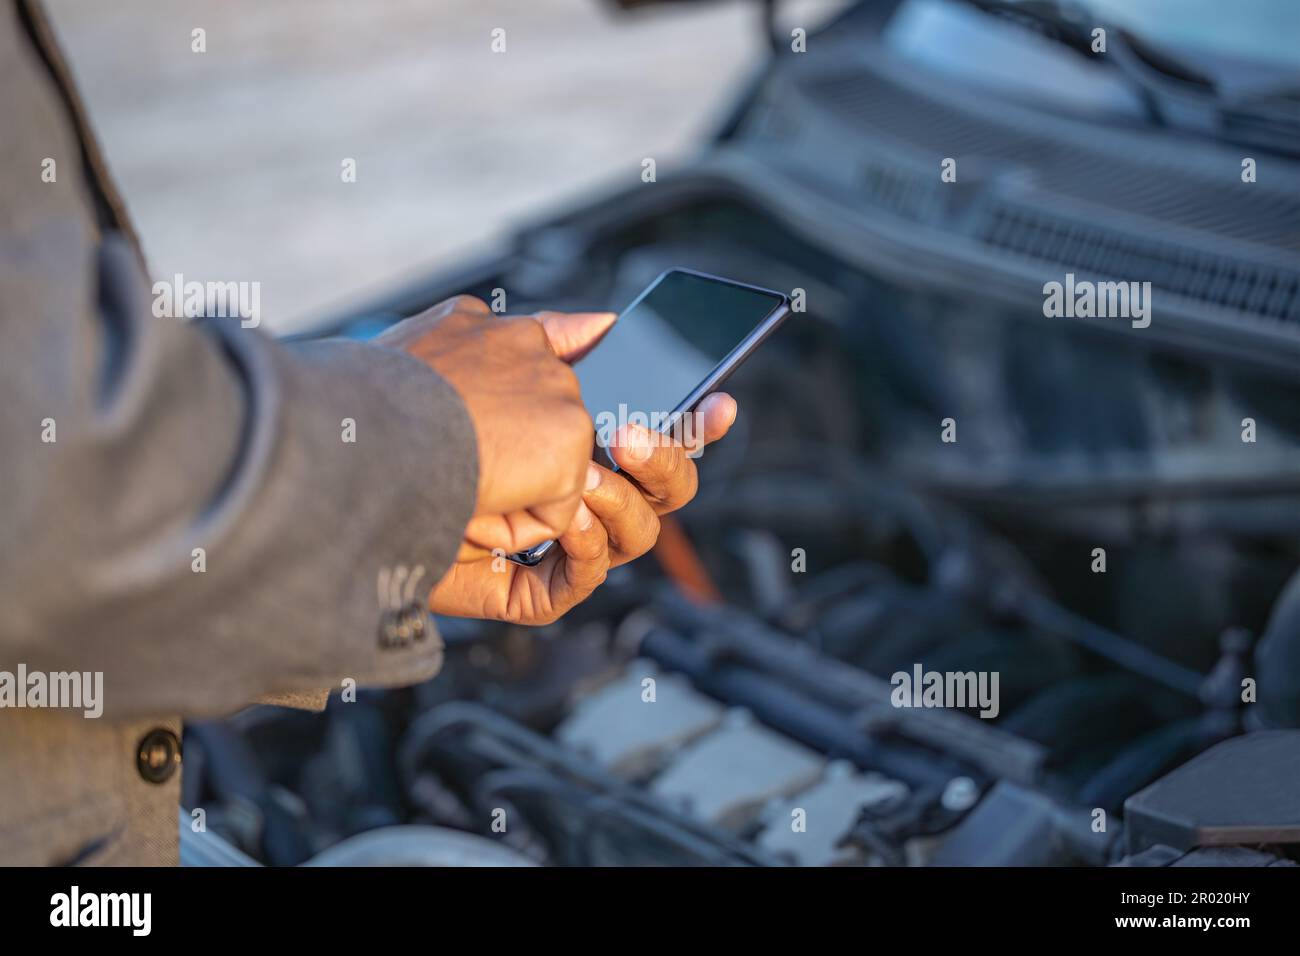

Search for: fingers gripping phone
xmin=509 ymin=268 xmax=791 ymax=566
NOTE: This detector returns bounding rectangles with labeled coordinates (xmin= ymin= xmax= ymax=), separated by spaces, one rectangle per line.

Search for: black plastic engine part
xmin=929 ymin=780 xmax=1112 ymax=866
xmin=1123 ymin=730 xmax=1300 ymax=856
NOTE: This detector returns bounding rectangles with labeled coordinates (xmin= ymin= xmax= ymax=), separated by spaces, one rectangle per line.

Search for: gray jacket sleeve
xmin=0 ymin=2 xmax=478 ymax=719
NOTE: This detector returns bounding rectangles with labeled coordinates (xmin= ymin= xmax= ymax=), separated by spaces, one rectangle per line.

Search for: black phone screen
xmin=575 ymin=270 xmax=786 ymax=449
xmin=510 ymin=270 xmax=786 ymax=565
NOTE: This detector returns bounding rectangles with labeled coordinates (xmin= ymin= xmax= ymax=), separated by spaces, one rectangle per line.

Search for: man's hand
xmin=429 ymin=393 xmax=737 ymax=625
xmin=384 ymin=294 xmax=737 ymax=625
xmin=377 ymin=296 xmax=614 ymax=556
xmin=588 ymin=393 xmax=737 ymax=564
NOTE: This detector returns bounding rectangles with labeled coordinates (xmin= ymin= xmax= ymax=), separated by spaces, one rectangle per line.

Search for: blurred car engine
xmin=184 ymin=0 xmax=1300 ymax=867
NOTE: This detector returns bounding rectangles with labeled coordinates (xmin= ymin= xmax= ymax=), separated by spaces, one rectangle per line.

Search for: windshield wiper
xmin=957 ymin=0 xmax=1300 ymax=156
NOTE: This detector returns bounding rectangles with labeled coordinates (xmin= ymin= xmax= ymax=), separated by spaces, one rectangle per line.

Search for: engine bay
xmin=183 ymin=0 xmax=1300 ymax=868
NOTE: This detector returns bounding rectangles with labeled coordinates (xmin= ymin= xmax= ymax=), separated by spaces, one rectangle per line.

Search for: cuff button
xmin=405 ymin=605 xmax=429 ymax=642
xmin=136 ymin=728 xmax=181 ymax=784
xmin=378 ymin=608 xmax=408 ymax=649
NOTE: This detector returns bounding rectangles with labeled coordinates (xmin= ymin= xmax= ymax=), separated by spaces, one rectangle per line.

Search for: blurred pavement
xmin=45 ymin=0 xmax=808 ymax=333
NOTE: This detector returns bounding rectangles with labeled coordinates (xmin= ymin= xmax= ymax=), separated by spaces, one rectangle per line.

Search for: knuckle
xmin=552 ymin=360 xmax=582 ymax=396
xmin=448 ymin=294 xmax=491 ymax=316
xmin=671 ymin=458 xmax=699 ymax=504
xmin=573 ymin=562 xmax=608 ymax=599
xmin=495 ymin=598 xmax=522 ymax=625
xmin=562 ymin=402 xmax=594 ymax=443
xmin=631 ymin=510 xmax=660 ymax=556
xmin=624 ymin=509 xmax=660 ymax=554
xmin=581 ymin=543 xmax=609 ymax=571
xmin=655 ymin=442 xmax=684 ymax=479
xmin=508 ymin=315 xmax=550 ymax=348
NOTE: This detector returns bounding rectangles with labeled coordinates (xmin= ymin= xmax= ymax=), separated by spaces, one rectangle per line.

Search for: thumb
xmin=534 ymin=311 xmax=617 ymax=364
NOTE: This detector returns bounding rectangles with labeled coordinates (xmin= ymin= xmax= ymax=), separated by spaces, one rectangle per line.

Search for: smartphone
xmin=509 ymin=268 xmax=791 ymax=566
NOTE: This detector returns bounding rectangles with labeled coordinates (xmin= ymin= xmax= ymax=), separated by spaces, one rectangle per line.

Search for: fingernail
xmin=575 ymin=500 xmax=594 ymax=530
xmin=625 ymin=426 xmax=653 ymax=461
xmin=586 ymin=462 xmax=602 ymax=491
